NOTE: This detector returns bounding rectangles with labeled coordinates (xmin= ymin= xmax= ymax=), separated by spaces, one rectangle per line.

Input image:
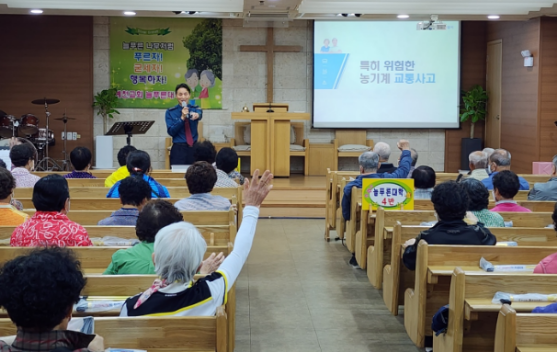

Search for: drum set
xmin=0 ymin=98 xmax=75 ymax=171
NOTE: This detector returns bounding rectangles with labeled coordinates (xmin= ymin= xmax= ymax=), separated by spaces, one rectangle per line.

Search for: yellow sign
xmin=362 ymin=178 xmax=414 ymax=210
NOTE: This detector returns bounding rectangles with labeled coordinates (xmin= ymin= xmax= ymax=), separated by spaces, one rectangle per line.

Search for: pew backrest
xmin=0 ymin=314 xmax=228 ymax=352
xmin=0 ymin=244 xmax=232 ymax=273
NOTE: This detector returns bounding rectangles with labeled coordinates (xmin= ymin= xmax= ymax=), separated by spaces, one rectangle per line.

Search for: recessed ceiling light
xmin=124 ymin=11 xmax=136 ymax=16
xmin=397 ymin=14 xmax=409 ymax=19
xmin=488 ymin=15 xmax=500 ymax=19
xmin=30 ymin=9 xmax=43 ymax=14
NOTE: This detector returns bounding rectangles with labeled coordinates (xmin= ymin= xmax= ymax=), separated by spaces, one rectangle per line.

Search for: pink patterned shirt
xmin=10 ymin=211 xmax=92 ymax=247
xmin=11 ymin=167 xmax=40 ymax=188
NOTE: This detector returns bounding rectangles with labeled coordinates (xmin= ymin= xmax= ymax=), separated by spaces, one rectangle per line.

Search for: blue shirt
xmin=482 ymin=171 xmax=530 ymax=191
xmin=165 ymin=103 xmax=203 ymax=143
xmin=342 ymin=150 xmax=412 ymax=221
xmin=97 ymin=208 xmax=140 ymax=226
xmin=106 ymin=174 xmax=170 ymax=199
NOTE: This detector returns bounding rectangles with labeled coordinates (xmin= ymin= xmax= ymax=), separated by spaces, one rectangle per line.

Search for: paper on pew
xmin=492 ymin=291 xmax=557 ymax=304
xmin=68 ymin=316 xmax=94 ymax=334
xmin=480 ymin=257 xmax=535 ymax=272
xmin=76 ymin=298 xmax=125 ymax=313
xmin=495 ymin=241 xmax=518 ymax=246
xmin=89 ymin=236 xmax=140 ymax=246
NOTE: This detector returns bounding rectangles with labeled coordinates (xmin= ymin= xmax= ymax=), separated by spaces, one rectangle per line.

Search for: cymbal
xmin=31 ymin=98 xmax=60 ymax=105
xmin=54 ymin=117 xmax=76 ymax=121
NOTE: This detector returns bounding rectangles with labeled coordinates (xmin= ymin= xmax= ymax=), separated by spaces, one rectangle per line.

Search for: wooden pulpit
xmin=231 ymin=103 xmax=310 ymax=177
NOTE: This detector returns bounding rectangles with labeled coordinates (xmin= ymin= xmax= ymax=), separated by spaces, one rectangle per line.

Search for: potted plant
xmin=93 ymin=88 xmax=120 ymax=134
xmin=459 ymin=85 xmax=488 ymax=170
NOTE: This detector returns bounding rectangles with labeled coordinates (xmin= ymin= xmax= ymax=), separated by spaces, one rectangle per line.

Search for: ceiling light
xmin=488 ymin=15 xmax=500 ymax=19
xmin=124 ymin=11 xmax=136 ymax=16
xmin=397 ymin=14 xmax=409 ymax=19
xmin=30 ymin=9 xmax=43 ymax=14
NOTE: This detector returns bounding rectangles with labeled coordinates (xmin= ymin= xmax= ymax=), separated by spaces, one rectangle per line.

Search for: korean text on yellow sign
xmin=362 ymin=179 xmax=414 ymax=211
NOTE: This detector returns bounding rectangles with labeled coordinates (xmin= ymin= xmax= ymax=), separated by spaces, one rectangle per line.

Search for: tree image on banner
xmin=109 ymin=17 xmax=222 ymax=109
xmin=182 ymin=19 xmax=222 ymax=109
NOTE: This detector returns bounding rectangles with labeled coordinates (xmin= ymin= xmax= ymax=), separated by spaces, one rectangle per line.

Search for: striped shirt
xmin=120 ymin=206 xmax=259 ymax=317
xmin=174 ymin=193 xmax=231 ymax=211
xmin=215 ymin=169 xmax=239 ymax=188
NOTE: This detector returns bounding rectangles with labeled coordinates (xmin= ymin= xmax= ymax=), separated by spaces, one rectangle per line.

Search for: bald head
xmin=469 ymin=151 xmax=487 ymax=170
xmin=489 ymin=149 xmax=512 ymax=172
xmin=373 ymin=142 xmax=391 ymax=162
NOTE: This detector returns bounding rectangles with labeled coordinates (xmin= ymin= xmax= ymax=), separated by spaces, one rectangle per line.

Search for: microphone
xmin=182 ymin=101 xmax=191 ymax=119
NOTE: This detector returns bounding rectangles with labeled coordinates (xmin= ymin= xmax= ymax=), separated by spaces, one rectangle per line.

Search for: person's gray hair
xmin=185 ymin=69 xmax=199 ymax=79
xmin=373 ymin=142 xmax=391 ymax=161
xmin=200 ymin=70 xmax=216 ymax=87
xmin=153 ymin=222 xmax=207 ymax=283
xmin=469 ymin=151 xmax=488 ymax=168
xmin=490 ymin=151 xmax=511 ymax=167
xmin=410 ymin=148 xmax=418 ymax=166
xmin=358 ymin=151 xmax=379 ymax=173
xmin=482 ymin=148 xmax=494 ymax=160
xmin=492 ymin=148 xmax=511 ymax=161
xmin=553 ymin=154 xmax=557 ymax=171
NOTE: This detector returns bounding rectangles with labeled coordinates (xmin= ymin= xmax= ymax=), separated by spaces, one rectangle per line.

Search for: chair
xmin=332 ymin=130 xmax=374 ymax=170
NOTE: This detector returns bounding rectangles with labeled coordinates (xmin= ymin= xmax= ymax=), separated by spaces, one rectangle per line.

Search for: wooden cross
xmin=239 ymin=27 xmax=303 ymax=103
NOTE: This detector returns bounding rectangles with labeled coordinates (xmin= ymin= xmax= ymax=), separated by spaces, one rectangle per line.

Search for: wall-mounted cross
xmin=239 ymin=27 xmax=303 ymax=103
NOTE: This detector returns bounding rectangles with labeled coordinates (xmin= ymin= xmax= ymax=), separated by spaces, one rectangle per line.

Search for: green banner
xmin=110 ymin=17 xmax=222 ymax=109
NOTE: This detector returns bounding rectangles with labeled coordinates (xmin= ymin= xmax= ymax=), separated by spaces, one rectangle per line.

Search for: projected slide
xmin=313 ymin=21 xmax=460 ymax=129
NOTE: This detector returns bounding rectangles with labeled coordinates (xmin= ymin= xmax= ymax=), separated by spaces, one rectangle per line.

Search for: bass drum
xmin=31 ymin=128 xmax=55 ymax=147
xmin=19 ymin=114 xmax=39 ymax=136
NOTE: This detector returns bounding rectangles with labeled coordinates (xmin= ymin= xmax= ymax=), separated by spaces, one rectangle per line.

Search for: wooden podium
xmin=231 ymin=103 xmax=310 ymax=177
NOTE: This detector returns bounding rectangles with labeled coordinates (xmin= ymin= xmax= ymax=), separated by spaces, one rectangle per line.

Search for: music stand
xmin=105 ymin=121 xmax=155 ymax=146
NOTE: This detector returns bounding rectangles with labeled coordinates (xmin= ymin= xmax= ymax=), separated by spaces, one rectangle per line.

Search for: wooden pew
xmin=15 ymin=185 xmax=241 ymax=202
xmin=494 ymin=305 xmax=557 ymax=352
xmin=404 ymin=242 xmax=557 ymax=347
xmin=382 ymin=223 xmax=557 ymax=315
xmin=66 ymin=178 xmax=190 ymax=188
xmin=33 ymin=170 xmax=188 ymax=179
xmin=368 ymin=209 xmax=552 ymax=289
xmin=413 ymin=199 xmax=553 ymax=212
xmin=367 ymin=208 xmax=437 ymax=288
xmin=0 ymin=245 xmax=232 ymax=274
xmin=434 ymin=268 xmax=557 ymax=352
xmin=0 ymin=314 xmax=228 ymax=352
xmin=0 ymin=225 xmax=235 ymax=246
xmin=22 ymin=208 xmax=237 ymax=228
xmin=325 ymin=172 xmax=359 ymax=241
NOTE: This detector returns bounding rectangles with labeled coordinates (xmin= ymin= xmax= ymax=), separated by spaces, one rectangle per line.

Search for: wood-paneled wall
xmin=0 ymin=15 xmax=93 ymax=164
xmin=487 ymin=19 xmax=541 ymax=174
xmin=444 ymin=22 xmax=487 ymax=172
xmin=538 ymin=17 xmax=557 ymax=162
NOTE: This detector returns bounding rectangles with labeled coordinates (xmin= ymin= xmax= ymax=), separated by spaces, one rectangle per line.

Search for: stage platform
xmin=260 ymin=175 xmax=325 ymax=218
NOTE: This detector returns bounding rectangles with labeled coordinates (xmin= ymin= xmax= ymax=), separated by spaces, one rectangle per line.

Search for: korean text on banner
xmin=362 ymin=179 xmax=414 ymax=211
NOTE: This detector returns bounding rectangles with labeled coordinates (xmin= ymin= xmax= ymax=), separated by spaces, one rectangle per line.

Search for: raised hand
xmin=243 ymin=169 xmax=273 ymax=208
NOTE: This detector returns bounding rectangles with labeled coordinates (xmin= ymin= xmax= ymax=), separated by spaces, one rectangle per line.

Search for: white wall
xmin=93 ymin=17 xmax=445 ymax=171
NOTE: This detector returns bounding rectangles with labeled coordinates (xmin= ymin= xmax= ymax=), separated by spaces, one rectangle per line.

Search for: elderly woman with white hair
xmin=120 ymin=169 xmax=273 ymax=317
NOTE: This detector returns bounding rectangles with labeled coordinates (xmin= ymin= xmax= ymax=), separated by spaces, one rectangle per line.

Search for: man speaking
xmin=165 ymin=83 xmax=203 ymax=166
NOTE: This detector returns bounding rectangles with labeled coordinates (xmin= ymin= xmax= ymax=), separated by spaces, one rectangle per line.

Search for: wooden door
xmin=486 ymin=40 xmax=502 ymax=148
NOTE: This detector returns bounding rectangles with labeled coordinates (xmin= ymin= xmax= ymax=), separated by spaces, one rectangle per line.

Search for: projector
xmin=416 ymin=21 xmax=447 ymax=31
xmin=416 ymin=15 xmax=447 ymax=31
